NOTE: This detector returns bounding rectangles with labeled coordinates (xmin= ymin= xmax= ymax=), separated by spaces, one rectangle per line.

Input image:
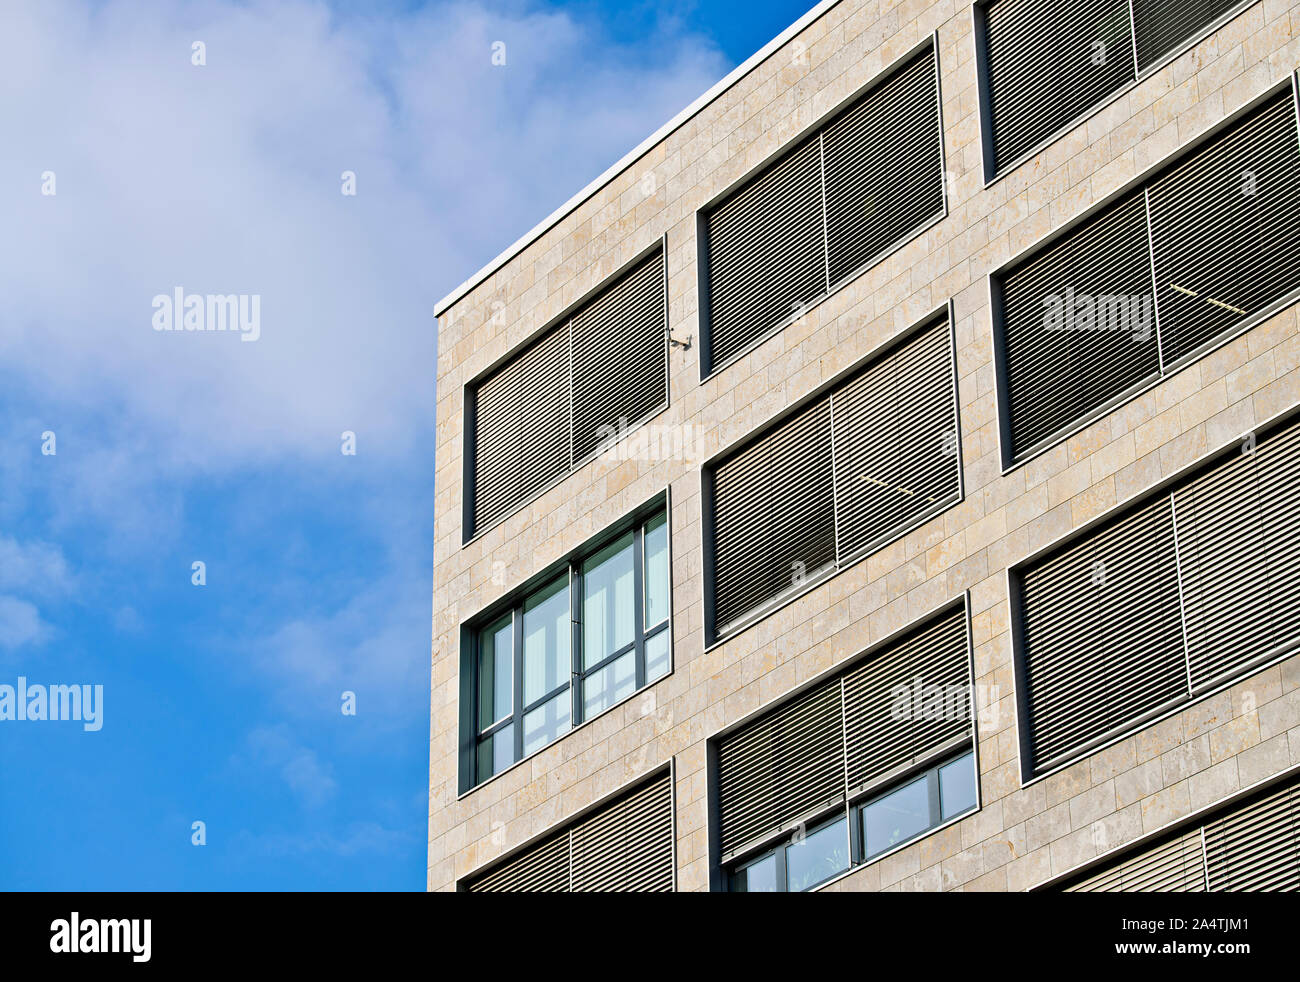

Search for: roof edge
xmin=433 ymin=0 xmax=841 ymax=318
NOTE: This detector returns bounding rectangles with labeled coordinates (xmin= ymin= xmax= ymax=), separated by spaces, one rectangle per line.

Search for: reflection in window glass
xmin=522 ymin=691 xmax=571 ymax=756
xmin=644 ymin=512 xmax=670 ymax=626
xmin=861 ymin=776 xmax=930 ymax=859
xmin=583 ymin=650 xmax=636 ymax=718
xmin=939 ymin=752 xmax=977 ymax=819
xmin=786 ymin=817 xmax=850 ymax=892
xmin=477 ymin=723 xmax=513 ymax=779
xmin=645 ymin=629 xmax=670 ymax=683
xmin=478 ymin=616 xmax=511 ymax=726
xmin=583 ymin=533 xmax=635 ymax=667
xmin=732 ymin=852 xmax=778 ymax=892
xmin=523 ymin=577 xmax=569 ymax=704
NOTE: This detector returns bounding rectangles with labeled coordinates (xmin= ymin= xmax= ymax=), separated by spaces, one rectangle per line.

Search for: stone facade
xmin=430 ymin=0 xmax=1300 ymax=891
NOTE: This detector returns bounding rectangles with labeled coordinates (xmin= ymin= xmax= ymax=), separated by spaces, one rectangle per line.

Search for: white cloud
xmin=243 ymin=724 xmax=339 ymax=807
xmin=0 ymin=596 xmax=49 ymax=649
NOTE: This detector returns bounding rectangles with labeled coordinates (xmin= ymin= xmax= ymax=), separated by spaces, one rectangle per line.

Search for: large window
xmin=464 ymin=768 xmax=675 ymax=892
xmin=713 ymin=605 xmax=978 ymax=891
xmin=699 ymin=40 xmax=944 ymax=376
xmin=994 ymin=88 xmax=1300 ymax=464
xmin=979 ymin=0 xmax=1257 ymax=178
xmin=1013 ymin=415 xmax=1300 ymax=779
xmin=704 ymin=313 xmax=960 ymax=641
xmin=465 ymin=244 xmax=667 ymax=538
xmin=468 ymin=507 xmax=671 ymax=789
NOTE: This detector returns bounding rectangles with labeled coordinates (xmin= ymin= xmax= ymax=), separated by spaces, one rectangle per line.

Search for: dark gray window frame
xmin=458 ymin=489 xmax=674 ymax=796
xmin=973 ymin=0 xmax=1265 ymax=185
xmin=1008 ymin=404 xmax=1300 ymax=786
xmin=694 ymin=32 xmax=949 ymax=381
xmin=700 ymin=302 xmax=964 ymax=647
xmin=462 ymin=237 xmax=671 ymax=544
xmin=705 ymin=595 xmax=980 ymax=891
xmin=989 ymin=76 xmax=1300 ymax=473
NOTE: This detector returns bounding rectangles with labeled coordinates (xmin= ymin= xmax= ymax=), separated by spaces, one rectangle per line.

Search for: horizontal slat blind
xmin=711 ymin=397 xmax=837 ymax=632
xmin=842 ymin=608 xmax=970 ymax=794
xmin=1146 ymin=91 xmax=1300 ymax=366
xmin=1020 ymin=496 xmax=1186 ymax=772
xmin=716 ymin=678 xmax=845 ymax=856
xmin=983 ymin=0 xmax=1134 ymax=172
xmin=1065 ymin=828 xmax=1206 ymax=892
xmin=704 ymin=136 xmax=827 ymax=372
xmin=466 ymin=830 xmax=570 ymax=893
xmin=472 ymin=327 xmax=570 ymax=534
xmin=1131 ymin=0 xmax=1244 ymax=70
xmin=833 ymin=317 xmax=959 ymax=560
xmin=469 ymin=246 xmax=667 ymax=536
xmin=822 ymin=46 xmax=943 ymax=286
xmin=999 ymin=191 xmax=1160 ymax=459
xmin=1205 ymin=780 xmax=1300 ymax=891
xmin=570 ymin=250 xmax=667 ymax=462
xmin=570 ymin=770 xmax=674 ymax=892
xmin=1257 ymin=419 xmax=1300 ymax=663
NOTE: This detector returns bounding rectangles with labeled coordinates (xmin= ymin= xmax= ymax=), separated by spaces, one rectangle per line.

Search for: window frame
xmin=460 ymin=492 xmax=674 ymax=796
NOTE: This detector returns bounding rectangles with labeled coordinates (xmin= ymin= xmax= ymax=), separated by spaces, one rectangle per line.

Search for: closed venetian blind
xmin=1019 ymin=496 xmax=1187 ymax=772
xmin=998 ymin=190 xmax=1160 ymax=460
xmin=716 ymin=678 xmax=846 ymax=857
xmin=466 ymin=831 xmax=570 ymax=893
xmin=1146 ymin=90 xmax=1300 ymax=366
xmin=982 ymin=0 xmax=1134 ymax=172
xmin=1065 ymin=828 xmax=1206 ymax=892
xmin=1131 ymin=0 xmax=1246 ymax=70
xmin=1205 ymin=779 xmax=1300 ymax=891
xmin=842 ymin=608 xmax=971 ymax=795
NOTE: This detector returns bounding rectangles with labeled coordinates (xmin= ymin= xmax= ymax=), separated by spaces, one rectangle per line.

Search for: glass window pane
xmin=477 ymin=723 xmax=514 ymax=779
xmin=785 ymin=816 xmax=849 ymax=892
xmin=939 ymin=752 xmax=977 ymax=820
xmin=645 ymin=628 xmax=670 ymax=684
xmin=523 ymin=576 xmax=570 ymax=705
xmin=732 ymin=852 xmax=778 ymax=893
xmin=861 ymin=776 xmax=931 ymax=859
xmin=582 ymin=532 xmax=635 ymax=667
xmin=583 ymin=650 xmax=636 ymax=718
xmin=522 ymin=690 xmax=571 ymax=757
xmin=644 ymin=512 xmax=670 ymax=627
xmin=478 ymin=615 xmax=512 ymax=727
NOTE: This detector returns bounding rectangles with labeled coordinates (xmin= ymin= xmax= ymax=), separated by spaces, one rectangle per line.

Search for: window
xmin=465 ymin=769 xmax=674 ymax=892
xmin=713 ymin=605 xmax=978 ymax=891
xmin=704 ymin=313 xmax=959 ymax=641
xmin=466 ymin=244 xmax=667 ymax=538
xmin=1058 ymin=771 xmax=1300 ymax=892
xmin=979 ymin=0 xmax=1256 ymax=178
xmin=1014 ymin=415 xmax=1300 ymax=779
xmin=467 ymin=507 xmax=671 ymax=789
xmin=699 ymin=40 xmax=944 ymax=375
xmin=994 ymin=88 xmax=1300 ymax=464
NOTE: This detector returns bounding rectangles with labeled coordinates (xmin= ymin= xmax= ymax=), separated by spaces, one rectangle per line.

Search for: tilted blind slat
xmin=570 ymin=771 xmax=674 ymax=892
xmin=999 ymin=191 xmax=1160 ymax=460
xmin=1020 ymin=496 xmax=1186 ymax=771
xmin=1204 ymin=781 xmax=1300 ymax=891
xmin=711 ymin=398 xmax=837 ymax=632
xmin=705 ymin=136 xmax=826 ymax=370
xmin=842 ymin=609 xmax=971 ymax=794
xmin=1146 ymin=91 xmax=1300 ymax=366
xmin=1257 ymin=420 xmax=1300 ymax=661
xmin=1131 ymin=0 xmax=1246 ymax=70
xmin=472 ymin=327 xmax=570 ymax=533
xmin=570 ymin=250 xmax=667 ymax=462
xmin=466 ymin=831 xmax=570 ymax=893
xmin=1066 ymin=828 xmax=1205 ymax=892
xmin=822 ymin=46 xmax=943 ymax=286
xmin=983 ymin=0 xmax=1134 ymax=172
xmin=717 ymin=678 xmax=845 ymax=856
xmin=832 ymin=317 xmax=959 ymax=560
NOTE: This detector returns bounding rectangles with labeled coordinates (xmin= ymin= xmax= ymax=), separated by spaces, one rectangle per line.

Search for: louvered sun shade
xmin=466 ymin=770 xmax=673 ymax=892
xmin=1018 ymin=417 xmax=1300 ymax=776
xmin=982 ymin=0 xmax=1256 ymax=176
xmin=997 ymin=89 xmax=1300 ymax=464
xmin=469 ymin=247 xmax=667 ymax=536
xmin=1065 ymin=828 xmax=1206 ymax=892
xmin=716 ymin=606 xmax=972 ymax=858
xmin=1146 ymin=90 xmax=1300 ymax=365
xmin=702 ymin=43 xmax=942 ymax=374
xmin=708 ymin=317 xmax=958 ymax=637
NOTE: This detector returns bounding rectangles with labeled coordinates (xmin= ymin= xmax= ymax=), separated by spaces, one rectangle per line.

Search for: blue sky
xmin=0 ymin=0 xmax=812 ymax=890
